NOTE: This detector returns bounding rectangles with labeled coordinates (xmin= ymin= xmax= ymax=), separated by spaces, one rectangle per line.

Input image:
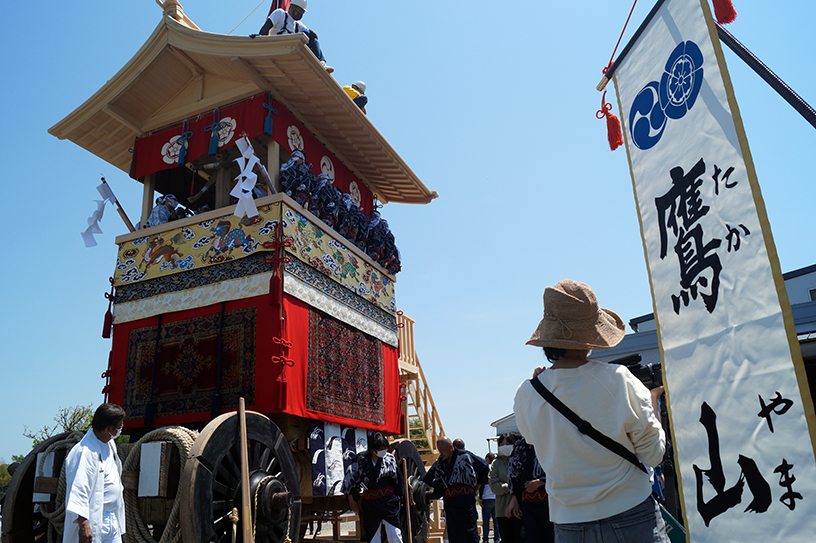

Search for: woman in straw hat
xmin=513 ymin=280 xmax=669 ymax=543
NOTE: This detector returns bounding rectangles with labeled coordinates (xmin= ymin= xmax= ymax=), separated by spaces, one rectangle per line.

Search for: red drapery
xmin=112 ymin=292 xmax=400 ymax=433
xmin=132 ymin=93 xmax=374 ymax=214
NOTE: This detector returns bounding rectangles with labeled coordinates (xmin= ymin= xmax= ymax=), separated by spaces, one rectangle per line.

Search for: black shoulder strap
xmin=529 ymin=377 xmax=647 ymax=473
xmin=277 ymin=12 xmax=290 ymax=34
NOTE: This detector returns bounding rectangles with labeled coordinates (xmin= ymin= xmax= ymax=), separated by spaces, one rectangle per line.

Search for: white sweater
xmin=513 ymin=360 xmax=665 ymax=524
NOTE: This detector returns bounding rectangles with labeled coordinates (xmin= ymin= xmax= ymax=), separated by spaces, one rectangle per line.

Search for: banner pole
xmin=716 ymin=24 xmax=816 ymax=130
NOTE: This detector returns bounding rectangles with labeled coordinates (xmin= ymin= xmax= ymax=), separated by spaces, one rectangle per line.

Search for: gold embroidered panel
xmin=113 ymin=200 xmax=396 ymax=314
xmin=281 ymin=206 xmax=396 ymax=314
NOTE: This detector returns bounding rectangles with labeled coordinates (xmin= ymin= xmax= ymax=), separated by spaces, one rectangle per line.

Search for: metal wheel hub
xmin=250 ymin=473 xmax=293 ymax=524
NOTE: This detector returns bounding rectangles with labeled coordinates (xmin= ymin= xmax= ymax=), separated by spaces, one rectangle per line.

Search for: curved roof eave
xmin=49 ymin=16 xmax=437 ymax=205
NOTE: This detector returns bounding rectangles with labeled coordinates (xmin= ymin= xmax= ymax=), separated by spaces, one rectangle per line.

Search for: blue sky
xmin=1 ymin=0 xmax=814 ymax=462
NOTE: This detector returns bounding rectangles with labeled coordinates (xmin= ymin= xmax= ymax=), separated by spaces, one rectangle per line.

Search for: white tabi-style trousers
xmin=100 ymin=510 xmax=122 ymax=543
xmin=370 ymin=520 xmax=403 ymax=543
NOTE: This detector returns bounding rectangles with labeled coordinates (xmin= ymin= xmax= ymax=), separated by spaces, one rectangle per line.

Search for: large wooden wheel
xmin=1 ymin=432 xmax=72 ymax=543
xmin=391 ymin=441 xmax=430 ymax=543
xmin=180 ymin=412 xmax=301 ymax=543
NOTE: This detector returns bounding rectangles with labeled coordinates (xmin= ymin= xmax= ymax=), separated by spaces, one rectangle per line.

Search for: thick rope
xmin=122 ymin=427 xmax=199 ymax=543
xmin=37 ymin=432 xmax=84 ymax=543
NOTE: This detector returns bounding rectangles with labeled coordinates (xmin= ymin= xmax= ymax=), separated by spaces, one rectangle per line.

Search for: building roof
xmin=48 ymin=8 xmax=437 ymax=205
xmin=783 ymin=264 xmax=816 ymax=281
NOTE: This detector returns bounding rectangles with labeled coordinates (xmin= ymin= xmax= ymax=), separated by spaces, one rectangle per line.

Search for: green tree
xmin=0 ymin=459 xmax=12 ymax=487
xmin=23 ymin=404 xmax=94 ymax=448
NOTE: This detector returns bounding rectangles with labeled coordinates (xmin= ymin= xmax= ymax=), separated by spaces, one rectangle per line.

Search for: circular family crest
xmin=320 ymin=156 xmax=336 ymax=183
xmin=287 ymin=125 xmax=304 ymax=151
xmin=217 ymin=117 xmax=237 ymax=147
xmin=629 ymin=40 xmax=704 ymax=151
xmin=349 ymin=181 xmax=362 ymax=208
xmin=659 ymin=41 xmax=704 ymax=120
xmin=629 ymin=82 xmax=666 ymax=151
xmin=161 ymin=135 xmax=187 ymax=164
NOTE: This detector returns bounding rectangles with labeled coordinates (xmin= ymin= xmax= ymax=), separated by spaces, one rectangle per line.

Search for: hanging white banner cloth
xmin=232 ymin=136 xmax=260 ymax=219
xmin=611 ymin=0 xmax=816 ymax=540
xmin=81 ymin=181 xmax=117 ymax=247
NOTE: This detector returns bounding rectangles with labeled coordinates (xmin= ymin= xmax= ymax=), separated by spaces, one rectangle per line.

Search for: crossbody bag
xmin=528 ymin=377 xmax=647 ymax=473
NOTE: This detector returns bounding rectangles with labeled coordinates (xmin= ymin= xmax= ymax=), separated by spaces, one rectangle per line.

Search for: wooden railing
xmin=397 ymin=312 xmax=445 ymax=465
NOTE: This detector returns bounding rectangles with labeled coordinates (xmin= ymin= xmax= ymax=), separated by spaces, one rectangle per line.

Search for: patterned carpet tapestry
xmin=124 ymin=306 xmax=256 ymax=420
xmin=307 ymin=310 xmax=385 ymax=425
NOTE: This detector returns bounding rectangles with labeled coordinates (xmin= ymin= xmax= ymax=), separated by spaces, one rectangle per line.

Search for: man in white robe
xmin=63 ymin=403 xmax=126 ymax=543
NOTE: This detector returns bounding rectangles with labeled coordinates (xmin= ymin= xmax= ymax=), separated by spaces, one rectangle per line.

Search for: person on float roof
xmin=253 ymin=0 xmax=334 ymax=74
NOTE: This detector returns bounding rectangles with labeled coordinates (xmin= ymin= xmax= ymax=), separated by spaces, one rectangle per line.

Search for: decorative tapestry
xmin=124 ymin=306 xmax=256 ymax=420
xmin=307 ymin=310 xmax=385 ymax=425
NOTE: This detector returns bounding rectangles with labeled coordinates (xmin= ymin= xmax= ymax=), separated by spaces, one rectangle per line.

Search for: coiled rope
xmin=33 ymin=428 xmax=199 ymax=543
xmin=37 ymin=432 xmax=84 ymax=543
xmin=122 ymin=427 xmax=199 ymax=543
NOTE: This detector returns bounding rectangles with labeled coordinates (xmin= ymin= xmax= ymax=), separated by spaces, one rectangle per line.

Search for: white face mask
xmin=375 ymin=449 xmax=388 ymax=458
xmin=110 ymin=426 xmax=122 ymax=439
xmin=498 ymin=445 xmax=514 ymax=457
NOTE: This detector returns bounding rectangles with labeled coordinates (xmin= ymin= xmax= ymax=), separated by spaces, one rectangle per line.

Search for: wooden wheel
xmin=180 ymin=412 xmax=301 ymax=543
xmin=1 ymin=432 xmax=72 ymax=543
xmin=391 ymin=441 xmax=430 ymax=543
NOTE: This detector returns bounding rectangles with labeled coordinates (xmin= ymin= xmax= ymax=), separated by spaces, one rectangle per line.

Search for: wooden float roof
xmin=48 ymin=10 xmax=437 ymax=205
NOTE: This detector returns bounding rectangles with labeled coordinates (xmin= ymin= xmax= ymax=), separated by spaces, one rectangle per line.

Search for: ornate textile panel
xmin=123 ymin=306 xmax=256 ymax=421
xmin=113 ymin=202 xmax=282 ymax=287
xmin=284 ymin=271 xmax=398 ymax=347
xmin=285 ymin=257 xmax=397 ymax=332
xmin=281 ymin=206 xmax=396 ymax=314
xmin=306 ymin=309 xmax=386 ymax=425
xmin=115 ymin=252 xmax=274 ymax=304
xmin=113 ymin=272 xmax=272 ymax=325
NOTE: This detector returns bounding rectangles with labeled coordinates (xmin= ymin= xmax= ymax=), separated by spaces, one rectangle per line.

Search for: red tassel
xmin=270 ymin=274 xmax=281 ymax=305
xmin=606 ymin=113 xmax=624 ymax=151
xmin=102 ymin=308 xmax=112 ymax=339
xmin=712 ymin=0 xmax=737 ymax=24
xmin=102 ymin=277 xmax=114 ymax=339
xmin=597 ymin=91 xmax=623 ymax=151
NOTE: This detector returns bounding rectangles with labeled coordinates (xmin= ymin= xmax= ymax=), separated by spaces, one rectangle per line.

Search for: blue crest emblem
xmin=630 ymin=40 xmax=704 ymax=150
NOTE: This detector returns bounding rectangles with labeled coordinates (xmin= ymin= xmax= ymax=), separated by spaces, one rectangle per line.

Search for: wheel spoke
xmin=252 ymin=441 xmax=263 ymax=470
xmin=222 ymin=447 xmax=242 ymax=480
xmin=213 ymin=479 xmax=235 ymax=498
xmin=258 ymin=447 xmax=271 ymax=472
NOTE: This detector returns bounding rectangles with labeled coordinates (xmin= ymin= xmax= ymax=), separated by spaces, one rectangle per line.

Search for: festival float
xmin=1 ymin=2 xmax=442 ymax=543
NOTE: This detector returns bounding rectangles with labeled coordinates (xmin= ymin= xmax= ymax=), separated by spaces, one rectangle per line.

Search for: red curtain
xmin=113 ymin=292 xmax=400 ymax=433
xmin=132 ymin=93 xmax=374 ymax=214
xmin=264 ymin=295 xmax=402 ymax=433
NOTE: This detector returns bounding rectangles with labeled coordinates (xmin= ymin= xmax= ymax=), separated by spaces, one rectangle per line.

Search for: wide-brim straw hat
xmin=526 ymin=279 xmax=626 ymax=350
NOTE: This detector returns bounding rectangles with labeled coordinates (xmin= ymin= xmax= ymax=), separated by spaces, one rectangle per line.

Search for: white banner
xmin=613 ymin=0 xmax=816 ymax=540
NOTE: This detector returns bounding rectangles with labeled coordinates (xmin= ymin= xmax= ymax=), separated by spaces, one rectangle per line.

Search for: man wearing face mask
xmin=253 ymin=0 xmax=334 ymax=73
xmin=144 ymin=194 xmax=179 ymax=228
xmin=342 ymin=432 xmax=404 ymax=543
xmin=63 ymin=403 xmax=127 ymax=543
xmin=489 ymin=433 xmax=522 ymax=543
